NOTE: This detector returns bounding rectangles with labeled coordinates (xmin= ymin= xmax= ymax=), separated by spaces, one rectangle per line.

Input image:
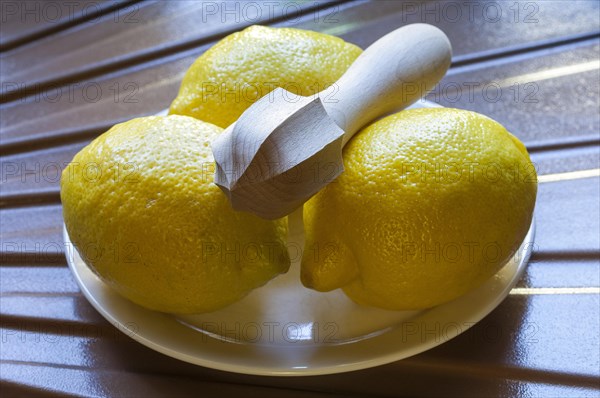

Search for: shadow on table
xmin=71 ymin=290 xmax=542 ymax=397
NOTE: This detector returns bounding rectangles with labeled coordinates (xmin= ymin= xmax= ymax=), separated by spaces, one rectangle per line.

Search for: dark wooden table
xmin=1 ymin=1 xmax=599 ymax=396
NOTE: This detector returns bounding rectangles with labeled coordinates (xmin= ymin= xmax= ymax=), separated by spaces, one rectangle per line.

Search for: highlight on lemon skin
xmin=61 ymin=115 xmax=290 ymax=314
xmin=168 ymin=25 xmax=362 ymax=128
xmin=301 ymin=108 xmax=537 ymax=311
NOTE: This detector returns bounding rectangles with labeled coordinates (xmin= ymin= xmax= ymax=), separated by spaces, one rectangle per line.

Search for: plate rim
xmin=64 ymin=99 xmax=536 ymax=376
xmin=64 ymin=220 xmax=535 ymax=376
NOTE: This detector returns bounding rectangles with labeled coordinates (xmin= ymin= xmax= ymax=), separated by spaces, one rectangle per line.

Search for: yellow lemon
xmin=169 ymin=25 xmax=362 ymax=128
xmin=301 ymin=108 xmax=537 ymax=310
xmin=61 ymin=115 xmax=290 ymax=314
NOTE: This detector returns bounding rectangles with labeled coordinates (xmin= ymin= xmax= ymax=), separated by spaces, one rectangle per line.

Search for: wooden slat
xmin=317 ymin=0 xmax=600 ymax=56
xmin=0 ymin=0 xmax=338 ymax=101
xmin=0 ymin=266 xmax=78 ymax=294
xmin=433 ymin=39 xmax=600 ymax=143
xmin=1 ymin=295 xmax=105 ymax=327
xmin=1 ymin=40 xmax=598 ymax=158
xmin=0 ymin=55 xmax=186 ymax=151
xmin=0 ymin=0 xmax=136 ymax=51
xmin=516 ymin=258 xmax=600 ymax=288
xmin=2 ymin=0 xmax=599 ymax=101
xmin=0 ymin=204 xmax=64 ymax=264
xmin=0 ymin=364 xmax=356 ymax=398
xmin=1 ymin=142 xmax=86 ymax=205
xmin=534 ymin=176 xmax=600 ymax=254
xmin=0 ymin=293 xmax=598 ymax=397
xmin=529 ymin=141 xmax=600 ymax=175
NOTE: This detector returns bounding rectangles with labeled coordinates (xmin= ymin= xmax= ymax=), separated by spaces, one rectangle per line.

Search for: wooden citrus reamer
xmin=212 ymin=24 xmax=452 ymax=219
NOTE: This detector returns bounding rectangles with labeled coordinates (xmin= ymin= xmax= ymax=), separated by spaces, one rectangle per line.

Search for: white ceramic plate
xmin=64 ymin=100 xmax=536 ymax=376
